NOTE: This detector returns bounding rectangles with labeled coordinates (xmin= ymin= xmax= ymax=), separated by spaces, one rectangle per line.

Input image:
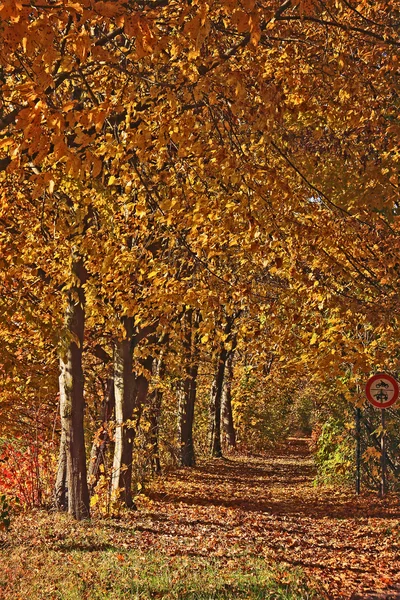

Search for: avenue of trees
xmin=0 ymin=0 xmax=399 ymax=519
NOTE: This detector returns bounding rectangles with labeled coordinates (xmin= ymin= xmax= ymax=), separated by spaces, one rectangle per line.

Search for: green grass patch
xmin=0 ymin=546 xmax=322 ymax=599
xmin=0 ymin=512 xmax=324 ymax=599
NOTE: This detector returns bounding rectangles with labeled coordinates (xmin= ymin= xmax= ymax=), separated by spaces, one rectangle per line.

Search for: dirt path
xmin=128 ymin=438 xmax=400 ymax=599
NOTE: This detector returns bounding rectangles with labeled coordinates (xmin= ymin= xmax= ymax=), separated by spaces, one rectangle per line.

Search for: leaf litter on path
xmin=142 ymin=438 xmax=400 ymax=599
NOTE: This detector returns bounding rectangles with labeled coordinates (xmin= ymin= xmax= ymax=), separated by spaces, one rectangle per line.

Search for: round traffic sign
xmin=365 ymin=373 xmax=399 ymax=409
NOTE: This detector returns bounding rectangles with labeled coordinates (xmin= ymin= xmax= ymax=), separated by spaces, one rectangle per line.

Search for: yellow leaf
xmin=0 ymin=138 xmax=13 ymax=150
xmin=90 ymin=494 xmax=99 ymax=507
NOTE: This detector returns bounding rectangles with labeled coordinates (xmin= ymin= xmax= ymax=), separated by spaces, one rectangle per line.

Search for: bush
xmin=0 ymin=437 xmax=57 ymax=508
xmin=314 ymin=416 xmax=354 ymax=485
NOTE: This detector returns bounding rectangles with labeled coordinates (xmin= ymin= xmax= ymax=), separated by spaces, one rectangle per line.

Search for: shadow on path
xmin=144 ymin=437 xmax=400 ymax=599
xmin=149 ymin=438 xmax=400 ymax=520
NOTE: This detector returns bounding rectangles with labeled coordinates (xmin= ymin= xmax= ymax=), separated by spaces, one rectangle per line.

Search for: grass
xmin=0 ymin=512 xmax=322 ymax=600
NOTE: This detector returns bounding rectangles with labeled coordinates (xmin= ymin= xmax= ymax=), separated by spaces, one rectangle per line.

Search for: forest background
xmin=0 ymin=0 xmax=399 ymax=530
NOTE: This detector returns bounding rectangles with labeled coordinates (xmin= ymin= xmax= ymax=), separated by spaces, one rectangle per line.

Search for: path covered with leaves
xmin=144 ymin=439 xmax=400 ymax=599
xmin=2 ymin=439 xmax=400 ymax=599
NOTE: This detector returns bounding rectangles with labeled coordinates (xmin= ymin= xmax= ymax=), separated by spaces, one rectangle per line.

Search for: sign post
xmin=381 ymin=409 xmax=386 ymax=498
xmin=365 ymin=373 xmax=399 ymax=497
xmin=355 ymin=407 xmax=361 ymax=495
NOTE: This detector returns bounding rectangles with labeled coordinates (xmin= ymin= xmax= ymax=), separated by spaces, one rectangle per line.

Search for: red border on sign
xmin=365 ymin=373 xmax=399 ymax=408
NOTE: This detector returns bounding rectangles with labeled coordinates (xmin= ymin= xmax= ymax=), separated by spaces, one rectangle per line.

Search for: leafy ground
xmin=1 ymin=439 xmax=400 ymax=599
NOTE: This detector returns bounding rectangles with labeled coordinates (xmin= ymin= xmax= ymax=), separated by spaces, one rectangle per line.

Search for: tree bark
xmin=111 ymin=317 xmax=135 ymax=508
xmin=54 ymin=425 xmax=67 ymax=510
xmin=178 ymin=310 xmax=200 ymax=467
xmin=111 ymin=319 xmax=155 ymax=507
xmin=221 ymin=347 xmax=236 ymax=451
xmin=148 ymin=357 xmax=165 ymax=474
xmin=209 ymin=362 xmax=225 ymax=458
xmin=58 ymin=256 xmax=90 ymax=520
xmin=88 ymin=376 xmax=115 ymax=494
xmin=209 ymin=314 xmax=237 ymax=458
xmin=178 ymin=373 xmax=196 ymax=466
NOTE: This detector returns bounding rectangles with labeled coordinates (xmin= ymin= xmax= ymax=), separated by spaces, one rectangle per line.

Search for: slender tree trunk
xmin=111 ymin=319 xmax=155 ymax=507
xmin=149 ymin=357 xmax=165 ymax=474
xmin=221 ymin=348 xmax=236 ymax=451
xmin=209 ymin=359 xmax=225 ymax=458
xmin=111 ymin=317 xmax=135 ymax=508
xmin=209 ymin=314 xmax=237 ymax=458
xmin=149 ymin=389 xmax=162 ymax=474
xmin=178 ymin=310 xmax=200 ymax=467
xmin=55 ymin=426 xmax=67 ymax=510
xmin=58 ymin=256 xmax=90 ymax=520
xmin=88 ymin=376 xmax=115 ymax=494
xmin=178 ymin=381 xmax=194 ymax=466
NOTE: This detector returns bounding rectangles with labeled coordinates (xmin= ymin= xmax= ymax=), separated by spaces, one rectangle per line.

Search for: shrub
xmin=314 ymin=416 xmax=354 ymax=485
xmin=0 ymin=437 xmax=57 ymax=508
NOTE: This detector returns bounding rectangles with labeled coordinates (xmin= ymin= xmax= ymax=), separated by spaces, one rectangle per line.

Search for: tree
xmin=177 ymin=309 xmax=201 ymax=467
xmin=221 ymin=341 xmax=237 ymax=451
xmin=209 ymin=312 xmax=239 ymax=457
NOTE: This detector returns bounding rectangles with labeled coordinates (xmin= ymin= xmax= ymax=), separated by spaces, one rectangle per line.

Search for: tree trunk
xmin=209 ymin=363 xmax=225 ymax=458
xmin=209 ymin=314 xmax=237 ymax=458
xmin=221 ymin=348 xmax=236 ymax=451
xmin=111 ymin=317 xmax=135 ymax=508
xmin=58 ymin=256 xmax=90 ymax=520
xmin=149 ymin=357 xmax=165 ymax=474
xmin=178 ymin=310 xmax=200 ymax=467
xmin=178 ymin=380 xmax=194 ymax=466
xmin=54 ymin=426 xmax=67 ymax=510
xmin=111 ymin=319 xmax=155 ymax=507
xmin=88 ymin=376 xmax=115 ymax=494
